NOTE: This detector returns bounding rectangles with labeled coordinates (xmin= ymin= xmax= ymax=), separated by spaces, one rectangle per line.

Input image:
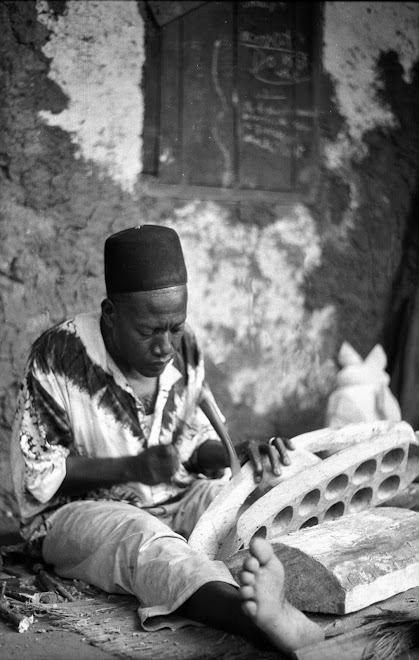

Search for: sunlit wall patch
xmin=323 ymin=1 xmax=419 ymax=167
xmin=36 ymin=0 xmax=144 ymax=194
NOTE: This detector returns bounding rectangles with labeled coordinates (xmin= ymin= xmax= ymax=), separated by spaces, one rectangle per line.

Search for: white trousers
xmin=42 ymin=479 xmax=238 ymax=630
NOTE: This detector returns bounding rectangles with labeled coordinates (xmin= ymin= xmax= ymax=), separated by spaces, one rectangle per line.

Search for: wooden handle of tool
xmin=199 ymin=382 xmax=242 ymax=476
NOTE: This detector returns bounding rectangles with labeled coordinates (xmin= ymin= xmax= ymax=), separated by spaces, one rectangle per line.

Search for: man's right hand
xmin=130 ymin=445 xmax=180 ymax=485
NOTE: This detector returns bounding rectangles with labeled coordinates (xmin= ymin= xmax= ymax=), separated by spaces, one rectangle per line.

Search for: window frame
xmin=141 ymin=1 xmax=323 ymax=204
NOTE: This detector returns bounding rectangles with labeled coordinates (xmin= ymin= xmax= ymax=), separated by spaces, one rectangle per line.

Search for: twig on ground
xmin=0 ymin=579 xmax=36 ymax=632
xmin=33 ymin=563 xmax=76 ymax=601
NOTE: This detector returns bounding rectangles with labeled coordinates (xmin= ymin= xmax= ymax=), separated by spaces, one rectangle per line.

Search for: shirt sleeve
xmin=13 ymin=359 xmax=73 ymax=505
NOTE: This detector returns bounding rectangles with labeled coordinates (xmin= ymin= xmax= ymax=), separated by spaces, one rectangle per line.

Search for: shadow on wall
xmin=385 ymin=178 xmax=419 ymax=430
xmin=306 ymin=51 xmax=419 ymax=363
xmin=376 ymin=53 xmax=419 ymax=431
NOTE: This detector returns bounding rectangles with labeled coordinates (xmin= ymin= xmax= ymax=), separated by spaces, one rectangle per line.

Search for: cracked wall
xmin=1 ymin=0 xmax=418 ymax=509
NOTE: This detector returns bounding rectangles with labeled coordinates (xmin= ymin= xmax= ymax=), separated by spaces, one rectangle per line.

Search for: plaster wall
xmin=0 ymin=1 xmax=418 ymax=508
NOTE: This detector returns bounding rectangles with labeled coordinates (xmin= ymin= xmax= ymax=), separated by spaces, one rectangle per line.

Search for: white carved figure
xmin=325 ymin=342 xmax=402 ymax=428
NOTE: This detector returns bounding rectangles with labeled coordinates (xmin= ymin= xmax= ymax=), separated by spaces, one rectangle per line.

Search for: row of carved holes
xmin=301 ymin=449 xmax=405 ymax=509
xmin=270 ymin=475 xmax=401 ymax=533
xmin=334 ymin=448 xmax=405 ymax=490
xmin=248 ymin=449 xmax=407 ymax=544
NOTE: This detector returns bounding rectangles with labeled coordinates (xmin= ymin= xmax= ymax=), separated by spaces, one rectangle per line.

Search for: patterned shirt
xmin=11 ymin=312 xmax=222 ymax=542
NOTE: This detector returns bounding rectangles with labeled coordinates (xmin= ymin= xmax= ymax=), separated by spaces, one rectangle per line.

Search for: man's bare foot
xmin=238 ymin=536 xmax=324 ymax=655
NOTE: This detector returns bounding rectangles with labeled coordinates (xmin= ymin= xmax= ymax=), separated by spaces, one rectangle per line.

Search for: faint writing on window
xmin=241 ymin=1 xmax=288 ymax=11
xmin=241 ymin=100 xmax=312 ymax=157
xmin=239 ymin=31 xmax=309 ymax=85
xmin=240 ymin=29 xmax=292 ymax=50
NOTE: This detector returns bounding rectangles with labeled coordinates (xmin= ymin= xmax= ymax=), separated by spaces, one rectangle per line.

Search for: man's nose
xmin=152 ymin=332 xmax=172 ymax=357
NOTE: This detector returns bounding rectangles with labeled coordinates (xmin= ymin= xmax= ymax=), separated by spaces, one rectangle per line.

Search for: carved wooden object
xmin=217 ymin=421 xmax=419 ymax=560
xmin=292 ymin=419 xmax=411 ymax=455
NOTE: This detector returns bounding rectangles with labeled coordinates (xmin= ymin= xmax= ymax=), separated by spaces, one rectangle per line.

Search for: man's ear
xmin=101 ymin=298 xmax=117 ymax=328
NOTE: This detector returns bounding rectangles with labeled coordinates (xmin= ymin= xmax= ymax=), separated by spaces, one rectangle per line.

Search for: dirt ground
xmin=0 ymin=627 xmax=120 ymax=660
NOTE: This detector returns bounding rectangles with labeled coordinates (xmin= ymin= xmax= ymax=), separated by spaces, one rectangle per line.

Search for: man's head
xmin=101 ymin=225 xmax=188 ymax=378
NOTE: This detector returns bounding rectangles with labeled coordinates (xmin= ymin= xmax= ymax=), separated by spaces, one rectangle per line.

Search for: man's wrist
xmin=184 ymin=447 xmax=200 ymax=473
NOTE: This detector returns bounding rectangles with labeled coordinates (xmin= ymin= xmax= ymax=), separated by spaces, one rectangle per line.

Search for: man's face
xmin=103 ymin=285 xmax=187 ymax=378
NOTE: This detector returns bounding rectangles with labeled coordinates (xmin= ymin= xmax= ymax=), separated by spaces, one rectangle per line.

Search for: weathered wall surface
xmin=1 ymin=1 xmax=418 ymax=510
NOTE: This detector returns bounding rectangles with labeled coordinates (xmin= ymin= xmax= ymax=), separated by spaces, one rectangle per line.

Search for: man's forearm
xmin=60 ymin=445 xmax=180 ymax=495
xmin=59 ymin=455 xmax=135 ymax=495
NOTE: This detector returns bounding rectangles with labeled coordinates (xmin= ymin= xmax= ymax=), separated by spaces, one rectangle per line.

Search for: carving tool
xmin=199 ymin=381 xmax=242 ymax=477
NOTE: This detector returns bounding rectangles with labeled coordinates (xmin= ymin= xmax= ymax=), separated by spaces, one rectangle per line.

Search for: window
xmin=142 ymin=1 xmax=322 ymax=203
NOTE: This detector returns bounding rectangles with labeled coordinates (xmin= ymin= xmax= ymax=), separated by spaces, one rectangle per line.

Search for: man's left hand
xmin=244 ymin=437 xmax=295 ymax=483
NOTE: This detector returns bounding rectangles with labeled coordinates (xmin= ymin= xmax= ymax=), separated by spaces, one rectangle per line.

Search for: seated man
xmin=11 ymin=225 xmax=323 ymax=655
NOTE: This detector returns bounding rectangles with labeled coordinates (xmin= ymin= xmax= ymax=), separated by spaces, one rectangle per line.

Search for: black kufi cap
xmin=104 ymin=225 xmax=187 ymax=294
